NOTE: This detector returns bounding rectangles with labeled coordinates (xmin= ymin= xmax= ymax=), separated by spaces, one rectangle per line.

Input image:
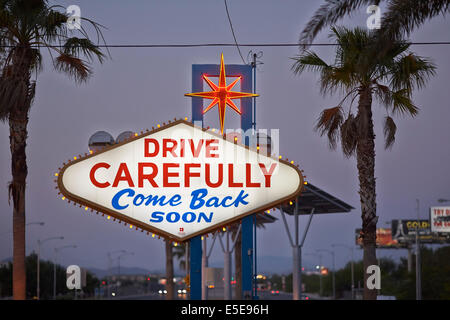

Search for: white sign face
xmin=430 ymin=206 xmax=450 ymax=233
xmin=58 ymin=120 xmax=304 ymax=241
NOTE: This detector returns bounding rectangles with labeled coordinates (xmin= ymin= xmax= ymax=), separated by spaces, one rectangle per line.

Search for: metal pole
xmin=202 ymin=238 xmax=208 ymax=300
xmin=293 ymin=246 xmax=300 ymax=300
xmin=416 ymin=199 xmax=422 ymax=300
xmin=53 ymin=248 xmax=57 ymax=300
xmin=407 ymin=246 xmax=413 ymax=273
xmin=37 ymin=240 xmax=41 ymax=300
xmin=319 ymin=254 xmax=323 ymax=297
xmin=351 ymin=247 xmax=355 ymax=300
xmin=332 ymin=250 xmax=336 ymax=300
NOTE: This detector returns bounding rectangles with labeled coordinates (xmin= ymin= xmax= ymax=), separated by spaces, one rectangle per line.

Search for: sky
xmin=0 ymin=0 xmax=449 ymax=277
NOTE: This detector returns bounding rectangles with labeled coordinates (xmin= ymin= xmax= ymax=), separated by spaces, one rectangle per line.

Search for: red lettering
xmin=259 ymin=163 xmax=277 ymax=187
xmin=112 ymin=163 xmax=135 ymax=187
xmin=163 ymin=163 xmax=180 ymax=187
xmin=144 ymin=138 xmax=159 ymax=157
xmin=228 ymin=164 xmax=243 ymax=187
xmin=90 ymin=162 xmax=111 ymax=188
xmin=189 ymin=140 xmax=204 ymax=158
xmin=163 ymin=139 xmax=178 ymax=157
xmin=205 ymin=163 xmax=223 ymax=188
xmin=246 ymin=163 xmax=261 ymax=187
xmin=138 ymin=163 xmax=158 ymax=187
xmin=185 ymin=163 xmax=201 ymax=187
xmin=206 ymin=139 xmax=219 ymax=158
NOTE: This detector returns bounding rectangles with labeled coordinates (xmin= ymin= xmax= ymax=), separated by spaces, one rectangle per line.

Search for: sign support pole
xmin=190 ymin=62 xmax=254 ymax=300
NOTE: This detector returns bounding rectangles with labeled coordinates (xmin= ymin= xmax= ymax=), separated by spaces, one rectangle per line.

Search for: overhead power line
xmin=223 ymin=0 xmax=246 ymax=64
xmin=2 ymin=41 xmax=450 ymax=49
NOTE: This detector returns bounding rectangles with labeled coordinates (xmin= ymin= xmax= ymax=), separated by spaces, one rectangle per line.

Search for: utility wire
xmin=1 ymin=42 xmax=449 ymax=49
xmin=223 ymin=0 xmax=246 ymax=64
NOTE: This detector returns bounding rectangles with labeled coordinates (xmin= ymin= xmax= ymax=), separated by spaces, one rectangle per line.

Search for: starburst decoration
xmin=185 ymin=53 xmax=259 ymax=134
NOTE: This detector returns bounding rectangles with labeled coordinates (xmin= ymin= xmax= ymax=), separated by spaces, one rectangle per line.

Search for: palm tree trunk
xmin=356 ymin=87 xmax=378 ymax=300
xmin=165 ymin=240 xmax=175 ymax=300
xmin=9 ymin=109 xmax=29 ymax=300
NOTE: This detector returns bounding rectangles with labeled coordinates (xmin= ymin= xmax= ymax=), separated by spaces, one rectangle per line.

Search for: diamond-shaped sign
xmin=57 ymin=120 xmax=304 ymax=242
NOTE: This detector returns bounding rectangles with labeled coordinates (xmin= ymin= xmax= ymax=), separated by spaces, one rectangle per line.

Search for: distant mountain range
xmin=2 ymin=255 xmax=308 ymax=278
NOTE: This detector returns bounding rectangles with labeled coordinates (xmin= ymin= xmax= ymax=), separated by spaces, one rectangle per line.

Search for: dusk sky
xmin=1 ymin=0 xmax=449 ymax=276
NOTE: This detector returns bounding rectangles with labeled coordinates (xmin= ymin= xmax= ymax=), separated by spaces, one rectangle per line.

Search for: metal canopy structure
xmin=279 ymin=181 xmax=353 ymax=300
xmin=281 ymin=182 xmax=354 ymax=215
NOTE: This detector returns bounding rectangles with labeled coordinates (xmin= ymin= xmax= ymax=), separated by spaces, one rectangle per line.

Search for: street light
xmin=37 ymin=236 xmax=64 ymax=299
xmin=332 ymin=244 xmax=355 ymax=300
xmin=107 ymin=250 xmax=126 ymax=298
xmin=53 ymin=245 xmax=77 ymax=300
xmin=437 ymin=198 xmax=450 ymax=203
xmin=116 ymin=251 xmax=134 ymax=297
xmin=317 ymin=249 xmax=336 ymax=300
xmin=305 ymin=252 xmax=322 ymax=297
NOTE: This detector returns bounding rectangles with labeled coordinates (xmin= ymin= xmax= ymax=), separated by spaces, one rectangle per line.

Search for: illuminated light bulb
xmin=157 ymin=124 xmax=161 ymax=128
xmin=73 ymin=156 xmax=77 ymax=160
xmin=257 ymin=146 xmax=260 ymax=150
xmin=201 ymin=236 xmax=204 ymax=240
xmin=212 ymin=128 xmax=215 ymax=132
xmin=290 ymin=160 xmax=294 ymax=164
xmin=62 ymin=196 xmax=66 ymax=200
xmin=84 ymin=207 xmax=88 ymax=211
xmin=107 ymin=216 xmax=111 ymax=220
xmin=304 ymin=181 xmax=308 ymax=185
xmin=174 ymin=243 xmax=178 ymax=247
xmin=152 ymin=234 xmax=155 ymax=238
xmin=54 ymin=173 xmax=59 ymax=177
xmin=184 ymin=117 xmax=188 ymax=121
xmin=89 ymin=150 xmax=93 ymax=154
xmin=222 ymin=227 xmax=226 ymax=232
xmin=279 ymin=155 xmax=282 ymax=159
xmin=289 ymin=201 xmax=293 ymax=205
xmin=129 ymin=225 xmax=133 ymax=229
xmin=134 ymin=133 xmax=138 ymax=137
xmin=267 ymin=210 xmax=270 ymax=213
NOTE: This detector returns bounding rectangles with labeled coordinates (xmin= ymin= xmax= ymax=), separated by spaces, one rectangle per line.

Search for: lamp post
xmin=116 ymin=251 xmax=134 ymax=296
xmin=37 ymin=236 xmax=64 ymax=299
xmin=332 ymin=244 xmax=354 ymax=300
xmin=53 ymin=245 xmax=77 ymax=300
xmin=317 ymin=249 xmax=336 ymax=300
xmin=416 ymin=199 xmax=422 ymax=301
xmin=305 ymin=252 xmax=322 ymax=297
xmin=107 ymin=250 xmax=126 ymax=299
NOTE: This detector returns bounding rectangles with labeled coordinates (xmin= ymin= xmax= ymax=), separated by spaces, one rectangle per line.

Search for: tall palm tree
xmin=299 ymin=0 xmax=450 ymax=46
xmin=0 ymin=0 xmax=106 ymax=300
xmin=292 ymin=27 xmax=435 ymax=299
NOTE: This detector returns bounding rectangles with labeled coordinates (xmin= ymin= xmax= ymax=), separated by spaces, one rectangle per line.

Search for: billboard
xmin=430 ymin=207 xmax=450 ymax=233
xmin=57 ymin=120 xmax=304 ymax=242
xmin=391 ymin=219 xmax=433 ymax=243
xmin=355 ymin=228 xmax=404 ymax=248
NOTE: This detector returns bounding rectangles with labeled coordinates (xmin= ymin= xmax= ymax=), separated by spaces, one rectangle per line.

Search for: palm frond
xmin=380 ymin=0 xmax=450 ymax=40
xmin=340 ymin=113 xmax=358 ymax=157
xmin=63 ymin=37 xmax=105 ymax=63
xmin=390 ymin=54 xmax=436 ymax=92
xmin=391 ymin=88 xmax=419 ymax=116
xmin=291 ymin=51 xmax=330 ymax=75
xmin=55 ymin=53 xmax=91 ymax=83
xmin=299 ymin=0 xmax=381 ymax=46
xmin=383 ymin=116 xmax=397 ymax=149
xmin=315 ymin=106 xmax=344 ymax=149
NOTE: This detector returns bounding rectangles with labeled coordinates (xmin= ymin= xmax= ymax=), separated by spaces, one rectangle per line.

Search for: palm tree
xmin=291 ymin=26 xmax=435 ymax=299
xmin=299 ymin=0 xmax=450 ymax=46
xmin=0 ymin=0 xmax=106 ymax=300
